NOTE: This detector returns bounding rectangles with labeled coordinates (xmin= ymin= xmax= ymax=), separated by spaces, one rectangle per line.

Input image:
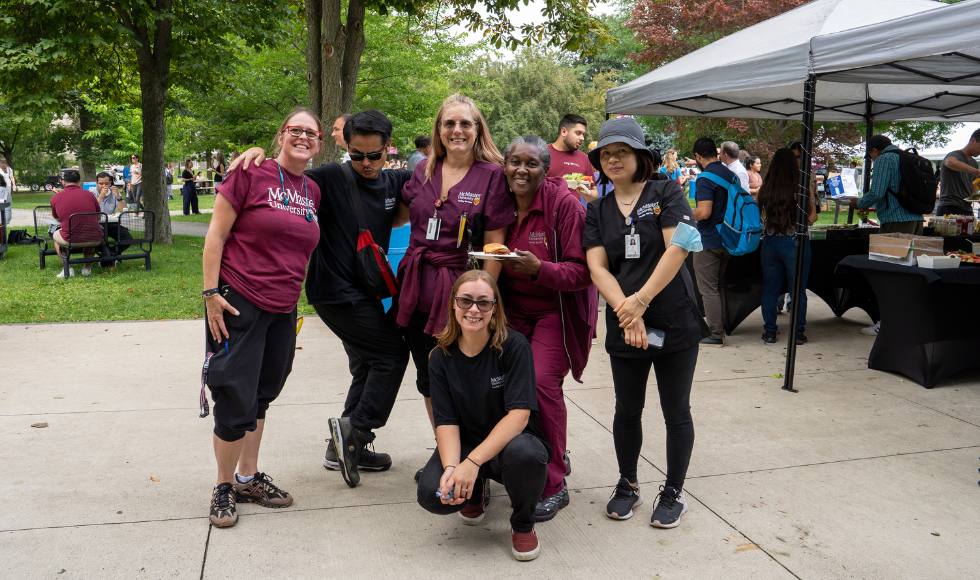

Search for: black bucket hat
xmin=588 ymin=117 xmax=655 ymax=171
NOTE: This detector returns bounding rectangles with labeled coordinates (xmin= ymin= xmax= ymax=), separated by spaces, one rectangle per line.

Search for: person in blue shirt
xmin=690 ymin=137 xmax=736 ymax=347
xmin=848 ymin=134 xmax=924 ymax=235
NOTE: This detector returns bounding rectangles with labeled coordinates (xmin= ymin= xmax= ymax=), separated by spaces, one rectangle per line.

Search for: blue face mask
xmin=670 ymin=222 xmax=703 ymax=252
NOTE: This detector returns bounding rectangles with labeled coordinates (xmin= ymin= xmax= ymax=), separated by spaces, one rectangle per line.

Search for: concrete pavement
xmin=6 ymin=208 xmax=209 ymax=236
xmin=2 ymin=299 xmax=978 ymax=579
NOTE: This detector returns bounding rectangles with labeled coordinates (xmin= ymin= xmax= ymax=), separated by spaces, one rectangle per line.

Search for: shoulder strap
xmin=697 ymin=171 xmax=736 ymax=191
xmin=341 ymin=162 xmax=368 ymax=232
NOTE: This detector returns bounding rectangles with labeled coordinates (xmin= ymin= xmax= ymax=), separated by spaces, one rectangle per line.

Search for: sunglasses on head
xmin=442 ymin=119 xmax=475 ymax=130
xmin=283 ymin=126 xmax=322 ymax=140
xmin=349 ymin=150 xmax=385 ymax=161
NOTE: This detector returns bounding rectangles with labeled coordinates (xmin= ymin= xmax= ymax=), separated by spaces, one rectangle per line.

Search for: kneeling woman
xmin=417 ymin=270 xmax=550 ymax=561
xmin=202 ymin=108 xmax=323 ymax=528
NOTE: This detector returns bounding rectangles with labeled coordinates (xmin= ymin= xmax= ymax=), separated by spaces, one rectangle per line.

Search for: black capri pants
xmin=205 ymin=286 xmax=297 ymax=442
xmin=404 ymin=309 xmax=439 ymax=397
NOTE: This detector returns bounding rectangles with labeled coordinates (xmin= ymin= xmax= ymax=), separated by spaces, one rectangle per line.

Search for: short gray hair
xmin=504 ymin=135 xmax=551 ymax=170
xmin=720 ymin=141 xmax=740 ymax=160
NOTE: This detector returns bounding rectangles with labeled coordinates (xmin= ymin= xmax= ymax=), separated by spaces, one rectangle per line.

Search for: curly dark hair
xmin=758 ymin=148 xmax=809 ymax=236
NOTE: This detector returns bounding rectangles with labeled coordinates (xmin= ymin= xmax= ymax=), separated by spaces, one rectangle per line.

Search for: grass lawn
xmin=171 ymin=212 xmax=213 ymax=223
xmin=0 ymin=234 xmax=316 ymax=324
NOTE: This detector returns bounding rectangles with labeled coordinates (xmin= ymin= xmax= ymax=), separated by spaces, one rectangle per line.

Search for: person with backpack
xmin=848 ymin=135 xmax=925 ymax=235
xmin=690 ymin=137 xmax=737 ymax=347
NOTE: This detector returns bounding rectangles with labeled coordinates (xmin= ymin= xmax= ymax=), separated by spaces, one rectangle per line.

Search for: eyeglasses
xmin=283 ymin=126 xmax=323 ymax=140
xmin=442 ymin=120 xmax=475 ymax=131
xmin=349 ymin=150 xmax=386 ymax=161
xmin=454 ymin=295 xmax=496 ymax=312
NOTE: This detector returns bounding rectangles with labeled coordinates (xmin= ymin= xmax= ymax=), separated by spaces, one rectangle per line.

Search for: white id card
xmin=426 ymin=217 xmax=441 ymax=240
xmin=625 ymin=234 xmax=640 ymax=258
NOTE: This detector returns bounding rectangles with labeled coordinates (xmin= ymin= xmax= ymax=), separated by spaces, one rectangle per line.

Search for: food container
xmin=916 ymin=254 xmax=961 ymax=269
xmin=565 ymin=179 xmax=580 ymax=190
xmin=869 ymin=233 xmax=944 ymax=266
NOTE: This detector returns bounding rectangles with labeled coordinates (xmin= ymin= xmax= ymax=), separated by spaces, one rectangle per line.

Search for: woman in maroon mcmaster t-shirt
xmin=200 ymin=108 xmax=323 ymax=528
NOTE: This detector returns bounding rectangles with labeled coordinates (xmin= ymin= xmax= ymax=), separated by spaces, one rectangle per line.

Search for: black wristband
xmin=465 ymin=456 xmax=481 ymax=468
xmin=202 ymin=287 xmax=221 ymax=297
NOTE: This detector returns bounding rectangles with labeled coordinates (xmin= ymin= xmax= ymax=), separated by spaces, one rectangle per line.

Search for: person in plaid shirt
xmin=849 ymin=135 xmax=925 ymax=235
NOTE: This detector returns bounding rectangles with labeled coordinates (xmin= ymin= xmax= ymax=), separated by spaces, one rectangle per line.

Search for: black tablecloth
xmin=686 ymin=235 xmax=879 ymax=335
xmin=836 ymin=256 xmax=980 ymax=388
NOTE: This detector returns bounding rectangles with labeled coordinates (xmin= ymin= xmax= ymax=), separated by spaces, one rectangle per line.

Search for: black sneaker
xmin=534 ymin=485 xmax=570 ymax=522
xmin=209 ymin=482 xmax=238 ymax=527
xmin=605 ymin=478 xmax=642 ymax=520
xmin=795 ymin=334 xmax=808 ymax=344
xmin=328 ymin=417 xmax=375 ymax=488
xmin=761 ymin=331 xmax=777 ymax=343
xmin=699 ymin=336 xmax=725 ymax=347
xmin=323 ymin=438 xmax=392 ymax=472
xmin=650 ymin=485 xmax=688 ymax=528
xmin=563 ymin=450 xmax=571 ymax=476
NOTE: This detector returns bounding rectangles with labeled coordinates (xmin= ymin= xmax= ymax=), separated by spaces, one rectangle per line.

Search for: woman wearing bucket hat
xmin=582 ymin=117 xmax=709 ymax=529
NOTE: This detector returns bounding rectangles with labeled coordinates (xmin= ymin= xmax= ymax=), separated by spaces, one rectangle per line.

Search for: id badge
xmin=625 ymin=234 xmax=640 ymax=258
xmin=426 ymin=217 xmax=441 ymax=240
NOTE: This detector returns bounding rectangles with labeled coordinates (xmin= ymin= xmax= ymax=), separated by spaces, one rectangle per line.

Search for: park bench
xmin=33 ymin=206 xmax=155 ymax=277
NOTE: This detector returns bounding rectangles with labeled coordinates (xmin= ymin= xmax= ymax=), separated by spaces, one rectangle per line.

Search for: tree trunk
xmin=309 ymin=0 xmax=367 ymax=165
xmin=77 ymin=106 xmax=97 ymax=183
xmin=127 ymin=4 xmax=174 ymax=244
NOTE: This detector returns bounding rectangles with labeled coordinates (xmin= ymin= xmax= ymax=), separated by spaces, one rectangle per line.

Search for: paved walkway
xmin=2 ymin=301 xmax=978 ymax=578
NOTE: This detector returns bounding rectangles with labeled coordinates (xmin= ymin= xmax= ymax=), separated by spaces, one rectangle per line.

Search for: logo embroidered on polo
xmin=637 ymin=202 xmax=660 ymax=218
xmin=490 ymin=375 xmax=505 ymax=388
xmin=457 ymin=191 xmax=479 ymax=205
xmin=528 ymin=231 xmax=546 ymax=244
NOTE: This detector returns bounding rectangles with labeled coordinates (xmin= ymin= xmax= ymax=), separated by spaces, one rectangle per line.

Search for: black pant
xmin=107 ymin=223 xmax=133 ymax=255
xmin=205 ymin=287 xmax=297 ymax=442
xmin=608 ymin=344 xmax=699 ymax=489
xmin=313 ymin=301 xmax=410 ymax=431
xmin=404 ymin=309 xmax=439 ymax=397
xmin=416 ymin=433 xmax=548 ymax=533
xmin=182 ymin=183 xmax=198 ymax=214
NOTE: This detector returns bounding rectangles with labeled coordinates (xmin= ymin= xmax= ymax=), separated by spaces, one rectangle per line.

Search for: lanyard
xmin=275 ymin=160 xmax=313 ymax=222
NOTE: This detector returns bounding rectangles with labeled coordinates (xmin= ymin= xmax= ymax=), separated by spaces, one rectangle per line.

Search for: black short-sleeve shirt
xmin=304 ymin=163 xmax=411 ymax=305
xmin=429 ymin=332 xmax=548 ymax=450
xmin=583 ymin=178 xmax=702 ymax=356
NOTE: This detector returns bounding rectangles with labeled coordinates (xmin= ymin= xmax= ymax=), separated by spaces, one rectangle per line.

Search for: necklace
xmin=618 ymin=187 xmax=642 ymax=225
xmin=275 ymin=160 xmax=314 ymax=222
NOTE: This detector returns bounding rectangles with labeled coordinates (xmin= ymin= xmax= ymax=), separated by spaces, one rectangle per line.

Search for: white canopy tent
xmin=604 ymin=0 xmax=980 ymax=392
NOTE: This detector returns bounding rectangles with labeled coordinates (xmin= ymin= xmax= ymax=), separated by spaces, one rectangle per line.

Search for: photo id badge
xmin=426 ymin=217 xmax=441 ymax=240
xmin=625 ymin=234 xmax=640 ymax=259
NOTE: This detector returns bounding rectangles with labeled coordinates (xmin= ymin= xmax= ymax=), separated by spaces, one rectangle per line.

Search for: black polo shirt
xmin=304 ymin=163 xmax=410 ymax=305
xmin=429 ymin=332 xmax=548 ymax=450
xmin=583 ymin=178 xmax=702 ymax=356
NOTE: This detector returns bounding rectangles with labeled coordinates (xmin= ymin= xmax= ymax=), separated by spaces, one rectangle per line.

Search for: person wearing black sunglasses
xmin=228 ymin=109 xmax=414 ymax=488
xmin=416 ymin=269 xmax=549 ymax=561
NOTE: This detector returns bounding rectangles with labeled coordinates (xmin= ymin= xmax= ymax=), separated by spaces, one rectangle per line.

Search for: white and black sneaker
xmin=328 ymin=417 xmax=375 ymax=488
xmin=650 ymin=485 xmax=688 ymax=528
xmin=323 ymin=438 xmax=392 ymax=472
xmin=605 ymin=478 xmax=642 ymax=520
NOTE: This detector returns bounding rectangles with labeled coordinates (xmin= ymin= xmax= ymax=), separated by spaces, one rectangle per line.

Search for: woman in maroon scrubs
xmin=395 ymin=93 xmax=516 ymax=459
xmin=498 ymin=135 xmax=598 ymax=522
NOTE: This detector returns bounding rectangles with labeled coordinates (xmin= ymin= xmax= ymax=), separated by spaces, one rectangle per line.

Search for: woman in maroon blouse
xmin=395 ymin=93 xmax=516 ymax=463
xmin=498 ymin=135 xmax=598 ymax=521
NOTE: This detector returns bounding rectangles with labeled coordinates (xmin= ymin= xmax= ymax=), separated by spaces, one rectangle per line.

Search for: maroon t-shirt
xmin=50 ymin=184 xmax=101 ymax=242
xmin=216 ymin=160 xmax=321 ymax=313
xmin=402 ymin=159 xmax=515 ymax=310
xmin=547 ymin=144 xmax=593 ymax=197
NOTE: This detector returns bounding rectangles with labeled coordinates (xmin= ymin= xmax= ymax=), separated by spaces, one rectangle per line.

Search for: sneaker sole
xmin=605 ymin=495 xmax=643 ymax=520
xmin=323 ymin=458 xmax=391 ymax=472
xmin=210 ymin=516 xmax=238 ymax=527
xmin=650 ymin=500 xmax=689 ymax=529
xmin=458 ymin=511 xmax=486 ymax=525
xmin=328 ymin=419 xmax=359 ymax=488
xmin=234 ymin=493 xmax=293 ymax=509
xmin=512 ymin=544 xmax=540 ymax=561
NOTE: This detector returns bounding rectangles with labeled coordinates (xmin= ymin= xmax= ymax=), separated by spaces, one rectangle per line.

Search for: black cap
xmin=866 ymin=135 xmax=892 ymax=154
xmin=588 ymin=117 xmax=654 ymax=169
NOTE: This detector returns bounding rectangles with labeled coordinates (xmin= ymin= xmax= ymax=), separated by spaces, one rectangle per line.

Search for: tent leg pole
xmin=782 ymin=74 xmax=816 ymax=393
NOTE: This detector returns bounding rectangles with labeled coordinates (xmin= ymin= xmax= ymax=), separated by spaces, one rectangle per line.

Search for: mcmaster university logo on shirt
xmin=267 ymin=187 xmax=318 ymax=224
xmin=490 ymin=375 xmax=505 ymax=388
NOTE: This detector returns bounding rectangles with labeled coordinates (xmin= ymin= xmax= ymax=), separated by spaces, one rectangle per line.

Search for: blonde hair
xmin=425 ymin=93 xmax=503 ymax=181
xmin=435 ymin=270 xmax=508 ymax=356
xmin=663 ymin=149 xmax=679 ymax=174
xmin=271 ymin=107 xmax=324 ymax=156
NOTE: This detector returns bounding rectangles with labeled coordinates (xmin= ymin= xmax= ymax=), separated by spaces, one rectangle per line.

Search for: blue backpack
xmin=697 ymin=171 xmax=762 ymax=256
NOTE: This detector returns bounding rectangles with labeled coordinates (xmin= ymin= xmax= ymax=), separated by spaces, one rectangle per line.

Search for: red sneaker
xmin=511 ymin=527 xmax=540 ymax=561
xmin=458 ymin=479 xmax=490 ymax=525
